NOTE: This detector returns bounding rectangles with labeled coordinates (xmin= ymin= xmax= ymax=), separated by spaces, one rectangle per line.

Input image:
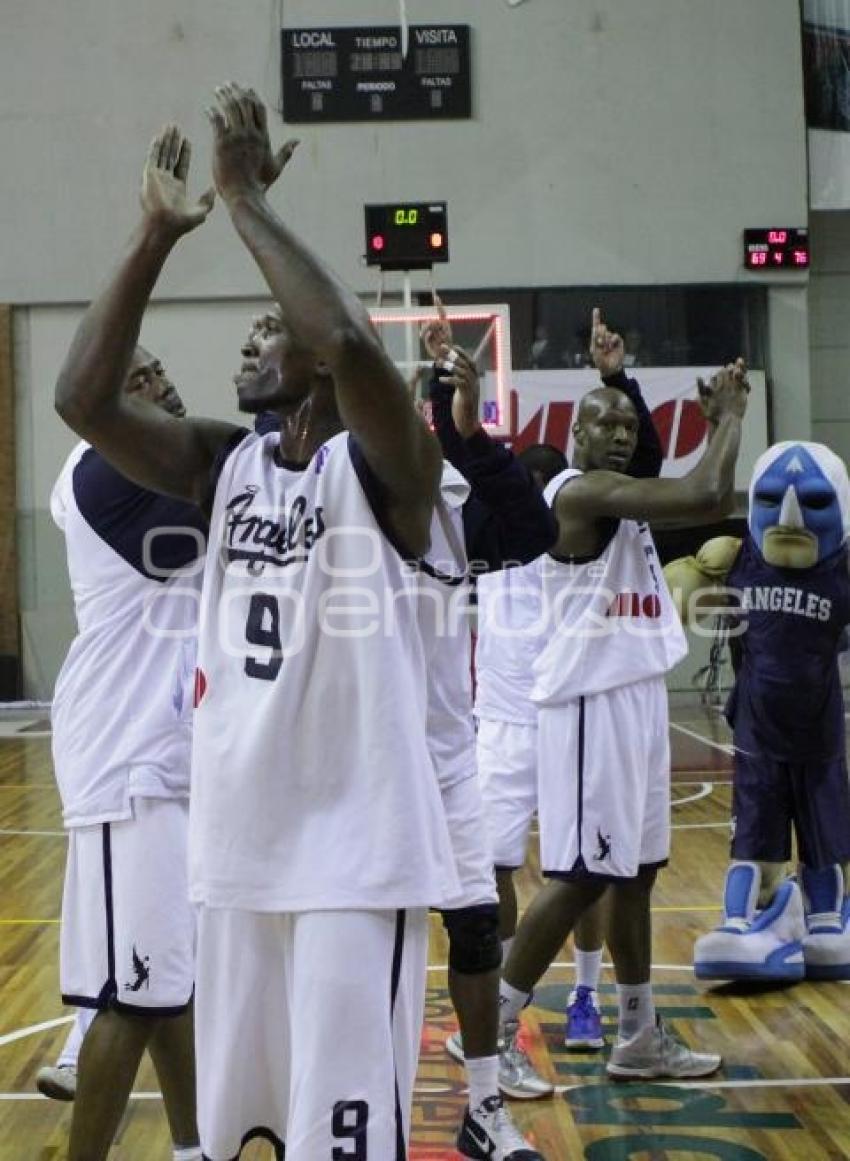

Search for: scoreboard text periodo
xmin=744 ymin=228 xmax=810 ymax=271
xmin=281 ymin=26 xmax=472 ymax=122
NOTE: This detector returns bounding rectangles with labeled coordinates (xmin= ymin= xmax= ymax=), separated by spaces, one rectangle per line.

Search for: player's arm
xmin=557 ymin=363 xmax=748 ymax=529
xmin=589 ymin=308 xmax=662 ymax=479
xmin=431 ymin=344 xmax=557 ymax=568
xmin=55 ymin=126 xmax=239 ymax=504
xmin=208 ymin=84 xmax=441 ymax=554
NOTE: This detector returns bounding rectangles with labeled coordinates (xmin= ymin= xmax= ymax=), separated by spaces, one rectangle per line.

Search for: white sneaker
xmin=36 ymin=1063 xmax=77 ymax=1101
xmin=606 ymin=1016 xmax=721 ymax=1080
xmin=456 ymin=1094 xmax=545 ymax=1159
xmin=498 ymin=1020 xmax=554 ymax=1100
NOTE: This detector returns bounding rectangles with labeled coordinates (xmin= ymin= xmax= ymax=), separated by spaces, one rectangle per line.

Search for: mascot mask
xmin=749 ymin=441 xmax=850 ymax=568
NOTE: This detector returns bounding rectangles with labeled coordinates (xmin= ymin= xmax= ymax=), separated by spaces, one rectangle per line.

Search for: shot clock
xmin=365 ymin=202 xmax=449 ymax=269
xmin=744 ymin=228 xmax=809 ymax=271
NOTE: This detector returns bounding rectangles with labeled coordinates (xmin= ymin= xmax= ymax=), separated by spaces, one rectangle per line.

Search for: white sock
xmin=616 ymin=982 xmax=655 ymax=1041
xmin=466 ymin=1054 xmax=499 ymax=1111
xmin=574 ymin=948 xmax=603 ymax=992
xmin=57 ymin=1009 xmax=96 ymax=1069
xmin=501 ymin=936 xmax=514 ymax=965
xmin=173 ymin=1147 xmax=202 ymax=1161
xmin=499 ymin=980 xmax=530 ymax=1025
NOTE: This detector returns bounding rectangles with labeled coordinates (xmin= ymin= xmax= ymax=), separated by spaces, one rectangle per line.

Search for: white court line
xmin=0 ymin=829 xmax=65 ymax=838
xmin=672 ymin=821 xmax=730 ymax=830
xmin=669 ymin=721 xmax=734 ymax=756
xmin=0 ymin=1016 xmax=74 ymax=1049
xmin=671 ymin=782 xmax=712 ymax=807
xmin=556 ymin=1076 xmax=850 ymax=1093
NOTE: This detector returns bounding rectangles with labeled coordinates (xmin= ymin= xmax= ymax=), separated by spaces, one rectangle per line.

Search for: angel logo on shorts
xmin=124 ymin=945 xmax=151 ymax=992
xmin=596 ymin=828 xmax=612 ymax=862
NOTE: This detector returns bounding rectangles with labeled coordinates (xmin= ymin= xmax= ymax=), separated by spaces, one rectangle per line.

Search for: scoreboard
xmin=281 ymin=25 xmax=472 ymax=122
xmin=744 ymin=228 xmax=810 ymax=271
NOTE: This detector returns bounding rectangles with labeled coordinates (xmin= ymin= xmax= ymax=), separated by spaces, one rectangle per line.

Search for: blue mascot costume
xmin=666 ymin=441 xmax=850 ymax=982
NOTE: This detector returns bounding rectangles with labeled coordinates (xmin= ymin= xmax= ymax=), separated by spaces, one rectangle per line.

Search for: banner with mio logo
xmin=483 ymin=368 xmax=768 ymax=490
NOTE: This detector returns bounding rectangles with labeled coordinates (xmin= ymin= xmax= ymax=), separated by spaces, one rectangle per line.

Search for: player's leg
xmin=69 ymin=1007 xmax=152 ymax=1160
xmin=130 ymin=799 xmax=199 ymax=1157
xmin=36 ymin=1008 xmax=95 ymax=1101
xmin=694 ymin=749 xmax=804 ymax=981
xmin=439 ymin=777 xmax=544 ymax=1157
xmin=476 ymin=719 xmax=538 ymax=964
xmin=794 ymin=756 xmax=850 ymax=979
xmin=194 ymin=907 xmax=289 ymax=1161
xmin=566 ymin=896 xmax=608 ymax=1050
xmin=607 ymin=679 xmax=720 ymax=1080
xmin=286 ymin=909 xmax=428 ymax=1160
xmin=148 ymin=1004 xmax=200 ymax=1157
xmin=68 ymin=798 xmax=198 ymax=1160
xmin=499 ymin=699 xmax=607 ymax=1094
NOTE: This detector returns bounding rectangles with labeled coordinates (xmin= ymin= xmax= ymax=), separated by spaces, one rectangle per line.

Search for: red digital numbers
xmin=794 ymin=249 xmax=809 ymax=266
xmin=768 ymin=230 xmax=788 ymax=244
xmin=749 ymin=251 xmax=767 ymax=266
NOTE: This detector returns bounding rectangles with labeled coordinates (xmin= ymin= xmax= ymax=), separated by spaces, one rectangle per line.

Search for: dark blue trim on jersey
xmin=417 ymin=557 xmax=467 ymax=586
xmin=348 ymin=435 xmax=419 ymax=564
xmin=72 ymin=449 xmax=208 ymax=581
xmin=390 ymin=909 xmax=407 ymax=1161
xmin=202 ymin=1126 xmax=285 ymax=1161
xmin=204 ymin=427 xmax=252 ymax=514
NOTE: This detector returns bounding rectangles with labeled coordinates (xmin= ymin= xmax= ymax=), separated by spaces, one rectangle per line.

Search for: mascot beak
xmin=778 ymin=485 xmax=804 ymax=530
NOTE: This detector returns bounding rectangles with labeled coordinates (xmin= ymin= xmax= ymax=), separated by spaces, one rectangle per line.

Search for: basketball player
xmin=495 ymin=359 xmax=748 ymax=1084
xmin=455 ymin=309 xmax=665 ymax=1079
xmin=50 ymin=347 xmax=205 ymax=1160
xmin=55 ymin=86 xmax=459 ymax=1159
xmin=418 ymin=332 xmax=553 ymax=1157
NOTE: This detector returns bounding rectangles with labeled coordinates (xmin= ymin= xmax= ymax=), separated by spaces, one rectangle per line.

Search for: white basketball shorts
xmin=537 ymin=675 xmax=671 ymax=880
xmin=60 ymin=796 xmax=194 ymax=1013
xmin=195 ymin=906 xmax=428 ymax=1161
xmin=476 ymin=718 xmax=538 ymax=870
xmin=440 ymin=772 xmax=498 ymax=912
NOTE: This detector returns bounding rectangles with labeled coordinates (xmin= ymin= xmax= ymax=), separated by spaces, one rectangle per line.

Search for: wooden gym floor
xmin=1 ymin=705 xmax=849 ymax=1160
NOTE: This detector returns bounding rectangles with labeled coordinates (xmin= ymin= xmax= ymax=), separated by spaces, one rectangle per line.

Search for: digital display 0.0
xmin=365 ymin=203 xmax=449 ymax=270
xmin=744 ymin=228 xmax=809 ymax=270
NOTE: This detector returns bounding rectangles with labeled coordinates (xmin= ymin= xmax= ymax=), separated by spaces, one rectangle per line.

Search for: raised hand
xmin=420 ymin=294 xmax=454 ymax=362
xmin=437 ymin=344 xmax=481 ymax=439
xmin=140 ymin=125 xmax=215 ymax=237
xmin=698 ymin=357 xmax=750 ymax=424
xmin=589 ymin=306 xmax=625 ymax=377
xmin=205 ymin=82 xmax=299 ymax=202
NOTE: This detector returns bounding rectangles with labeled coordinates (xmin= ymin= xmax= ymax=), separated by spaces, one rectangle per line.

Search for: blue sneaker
xmin=565 ymin=986 xmax=604 ymax=1050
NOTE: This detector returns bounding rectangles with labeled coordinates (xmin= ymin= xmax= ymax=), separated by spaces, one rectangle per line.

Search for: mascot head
xmin=749 ymin=441 xmax=850 ymax=568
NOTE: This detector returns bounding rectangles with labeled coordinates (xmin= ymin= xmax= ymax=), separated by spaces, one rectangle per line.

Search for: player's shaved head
xmin=576 ymin=387 xmax=636 ymax=426
xmin=572 ymin=386 xmax=639 ymax=472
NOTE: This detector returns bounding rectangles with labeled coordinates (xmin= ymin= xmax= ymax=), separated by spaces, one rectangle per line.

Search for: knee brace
xmin=442 ymin=903 xmax=502 ymax=975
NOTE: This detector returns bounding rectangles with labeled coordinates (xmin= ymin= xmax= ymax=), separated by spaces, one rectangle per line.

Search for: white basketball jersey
xmin=531 ymin=468 xmax=687 ymax=705
xmin=188 ymin=430 xmax=460 ymax=912
xmin=51 ymin=444 xmax=203 ymax=827
xmin=474 ymin=560 xmax=544 ymax=725
xmin=420 ymin=465 xmax=477 ymax=791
